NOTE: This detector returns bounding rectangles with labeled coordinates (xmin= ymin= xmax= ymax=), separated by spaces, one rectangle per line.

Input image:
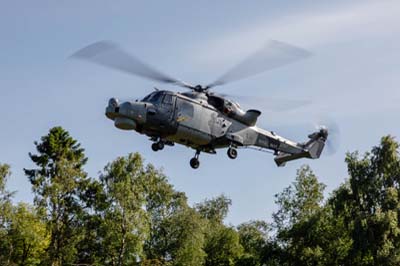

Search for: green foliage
xmin=24 ymin=127 xmax=91 ymax=266
xmin=272 ymin=165 xmax=329 ymax=265
xmin=0 ymin=164 xmax=14 ymax=230
xmin=0 ymin=164 xmax=14 ymax=203
xmin=7 ymin=203 xmax=50 ymax=265
xmin=98 ymin=153 xmax=150 ymax=265
xmin=0 ymin=165 xmax=49 ymax=266
xmin=236 ymin=221 xmax=270 ymax=266
xmin=196 ymin=196 xmax=243 ymax=266
xmin=273 ymin=165 xmax=326 ymax=231
xmin=0 ymin=163 xmax=14 ymax=265
xmin=138 ymin=159 xmax=205 ymax=266
xmin=159 ymin=207 xmax=206 ymax=266
xmin=0 ymin=164 xmax=13 ymax=225
xmin=2 ymin=128 xmax=400 ymax=265
xmin=203 ymin=224 xmax=243 ymax=266
xmin=331 ymin=135 xmax=400 ymax=265
xmin=77 ymin=153 xmax=206 ymax=266
xmin=271 ymin=136 xmax=400 ymax=266
xmin=195 ymin=195 xmax=232 ymax=224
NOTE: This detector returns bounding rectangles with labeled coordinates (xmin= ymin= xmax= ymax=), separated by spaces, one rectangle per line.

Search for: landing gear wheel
xmin=151 ymin=143 xmax=159 ymax=152
xmin=190 ymin=158 xmax=200 ymax=169
xmin=157 ymin=141 xmax=164 ymax=150
xmin=227 ymin=148 xmax=238 ymax=159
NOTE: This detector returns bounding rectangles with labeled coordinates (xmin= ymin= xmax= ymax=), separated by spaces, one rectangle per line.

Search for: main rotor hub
xmin=319 ymin=128 xmax=328 ymax=140
xmin=193 ymin=85 xmax=207 ymax=93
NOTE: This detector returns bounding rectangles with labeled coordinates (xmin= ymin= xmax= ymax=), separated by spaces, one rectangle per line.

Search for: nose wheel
xmin=190 ymin=150 xmax=201 ymax=169
xmin=151 ymin=141 xmax=165 ymax=152
xmin=227 ymin=147 xmax=237 ymax=159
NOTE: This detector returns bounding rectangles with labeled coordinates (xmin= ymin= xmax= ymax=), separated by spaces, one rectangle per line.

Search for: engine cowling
xmin=230 ymin=109 xmax=261 ymax=126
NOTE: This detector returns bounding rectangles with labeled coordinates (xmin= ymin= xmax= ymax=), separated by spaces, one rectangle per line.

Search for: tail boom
xmin=250 ymin=126 xmax=327 ymax=167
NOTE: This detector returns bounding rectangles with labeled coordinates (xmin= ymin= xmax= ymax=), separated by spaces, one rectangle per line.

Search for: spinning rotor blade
xmin=72 ymin=41 xmax=193 ymax=89
xmin=208 ymin=40 xmax=312 ymax=88
xmin=314 ymin=118 xmax=340 ymax=156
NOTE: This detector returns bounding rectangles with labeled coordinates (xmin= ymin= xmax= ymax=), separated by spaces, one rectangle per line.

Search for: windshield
xmin=142 ymin=91 xmax=163 ymax=104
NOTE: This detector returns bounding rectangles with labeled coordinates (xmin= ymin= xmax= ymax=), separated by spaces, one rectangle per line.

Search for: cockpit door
xmin=160 ymin=94 xmax=175 ymax=120
xmin=144 ymin=92 xmax=176 ymax=129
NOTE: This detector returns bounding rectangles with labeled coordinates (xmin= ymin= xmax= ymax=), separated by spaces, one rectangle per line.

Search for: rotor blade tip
xmin=71 ymin=41 xmax=116 ymax=59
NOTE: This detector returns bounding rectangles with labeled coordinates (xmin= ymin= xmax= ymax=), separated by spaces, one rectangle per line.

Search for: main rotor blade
xmin=208 ymin=40 xmax=312 ymax=88
xmin=71 ymin=41 xmax=193 ymax=89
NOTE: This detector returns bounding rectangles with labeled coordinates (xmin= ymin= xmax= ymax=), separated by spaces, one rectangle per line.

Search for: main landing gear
xmin=227 ymin=147 xmax=237 ymax=159
xmin=190 ymin=150 xmax=200 ymax=169
xmin=151 ymin=141 xmax=164 ymax=152
xmin=189 ymin=147 xmax=237 ymax=169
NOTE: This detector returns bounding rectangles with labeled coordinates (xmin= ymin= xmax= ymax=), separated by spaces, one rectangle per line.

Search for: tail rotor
xmin=314 ymin=119 xmax=340 ymax=156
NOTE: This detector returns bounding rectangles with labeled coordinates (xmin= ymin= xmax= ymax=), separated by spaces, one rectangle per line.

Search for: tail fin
xmin=305 ymin=129 xmax=327 ymax=159
xmin=274 ymin=129 xmax=328 ymax=167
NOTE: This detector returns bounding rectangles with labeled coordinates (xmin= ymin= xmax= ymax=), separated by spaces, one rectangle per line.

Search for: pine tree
xmin=24 ymin=127 xmax=90 ymax=266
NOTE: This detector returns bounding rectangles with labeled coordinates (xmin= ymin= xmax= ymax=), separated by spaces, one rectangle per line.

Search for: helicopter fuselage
xmin=74 ymin=40 xmax=327 ymax=169
xmin=105 ymin=90 xmax=327 ymax=168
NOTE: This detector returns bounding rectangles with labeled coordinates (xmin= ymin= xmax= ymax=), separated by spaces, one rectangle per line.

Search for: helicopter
xmin=73 ymin=40 xmax=330 ymax=169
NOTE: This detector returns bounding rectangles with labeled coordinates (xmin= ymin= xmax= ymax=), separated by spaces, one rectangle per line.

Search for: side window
xmin=151 ymin=92 xmax=163 ymax=104
xmin=177 ymin=99 xmax=194 ymax=117
xmin=163 ymin=94 xmax=173 ymax=104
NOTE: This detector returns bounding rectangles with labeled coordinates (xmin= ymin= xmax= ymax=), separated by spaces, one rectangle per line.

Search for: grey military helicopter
xmin=73 ymin=40 xmax=331 ymax=169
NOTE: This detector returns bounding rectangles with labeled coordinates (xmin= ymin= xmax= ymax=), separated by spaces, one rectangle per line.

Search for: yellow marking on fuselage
xmin=177 ymin=115 xmax=190 ymax=122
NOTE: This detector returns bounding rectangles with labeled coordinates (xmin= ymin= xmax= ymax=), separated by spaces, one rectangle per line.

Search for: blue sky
xmin=1 ymin=0 xmax=400 ymax=225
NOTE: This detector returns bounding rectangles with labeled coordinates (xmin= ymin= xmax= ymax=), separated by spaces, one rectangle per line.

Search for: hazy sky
xmin=1 ymin=0 xmax=400 ymax=225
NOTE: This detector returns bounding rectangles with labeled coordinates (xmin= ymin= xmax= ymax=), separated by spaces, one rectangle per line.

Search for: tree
xmin=7 ymin=203 xmax=49 ymax=265
xmin=195 ymin=195 xmax=232 ymax=224
xmin=203 ymin=225 xmax=242 ymax=266
xmin=154 ymin=206 xmax=206 ymax=266
xmin=272 ymin=165 xmax=328 ymax=265
xmin=74 ymin=179 xmax=108 ymax=265
xmin=236 ymin=221 xmax=272 ymax=266
xmin=331 ymin=135 xmax=400 ymax=265
xmin=81 ymin=153 xmax=205 ymax=266
xmin=24 ymin=127 xmax=91 ymax=265
xmin=269 ymin=136 xmax=400 ymax=266
xmin=140 ymin=160 xmax=205 ymax=266
xmin=0 ymin=164 xmax=15 ymax=265
xmin=98 ymin=153 xmax=149 ymax=265
xmin=273 ymin=165 xmax=326 ymax=232
xmin=0 ymin=164 xmax=14 ymax=231
xmin=196 ymin=195 xmax=242 ymax=266
xmin=0 ymin=165 xmax=49 ymax=266
xmin=5 ymin=125 xmax=400 ymax=265
xmin=0 ymin=164 xmax=14 ymax=206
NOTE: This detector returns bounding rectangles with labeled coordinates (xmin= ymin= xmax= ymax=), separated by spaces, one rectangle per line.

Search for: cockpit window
xmin=162 ymin=94 xmax=173 ymax=104
xmin=142 ymin=91 xmax=163 ymax=104
xmin=208 ymin=95 xmax=244 ymax=113
xmin=207 ymin=95 xmax=225 ymax=112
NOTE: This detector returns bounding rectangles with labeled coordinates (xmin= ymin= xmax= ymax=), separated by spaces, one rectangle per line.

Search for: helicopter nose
xmin=114 ymin=101 xmax=137 ymax=130
xmin=105 ymin=98 xmax=120 ymax=120
xmin=119 ymin=101 xmax=146 ymax=123
xmin=105 ymin=99 xmax=147 ymax=130
xmin=109 ymin=98 xmax=119 ymax=108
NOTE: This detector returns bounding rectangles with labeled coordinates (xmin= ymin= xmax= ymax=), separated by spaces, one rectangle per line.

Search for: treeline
xmin=1 ymin=127 xmax=400 ymax=266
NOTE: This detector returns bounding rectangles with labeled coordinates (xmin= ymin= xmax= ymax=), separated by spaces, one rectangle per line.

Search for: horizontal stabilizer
xmin=274 ymin=151 xmax=308 ymax=167
xmin=274 ymin=128 xmax=327 ymax=167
